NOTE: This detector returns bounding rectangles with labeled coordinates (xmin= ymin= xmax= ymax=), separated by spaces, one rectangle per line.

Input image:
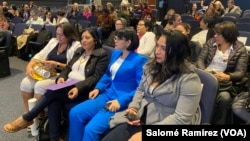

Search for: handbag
xmin=219 ymin=80 xmax=247 ymax=97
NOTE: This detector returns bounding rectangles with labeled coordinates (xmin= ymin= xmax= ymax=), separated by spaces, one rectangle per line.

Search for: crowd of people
xmin=1 ymin=0 xmax=250 ymax=141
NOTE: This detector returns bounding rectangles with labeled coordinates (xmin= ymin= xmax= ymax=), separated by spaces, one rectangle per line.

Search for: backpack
xmin=36 ymin=27 xmax=52 ymax=45
xmin=29 ymin=27 xmax=52 ymax=58
xmin=36 ymin=115 xmax=50 ymax=141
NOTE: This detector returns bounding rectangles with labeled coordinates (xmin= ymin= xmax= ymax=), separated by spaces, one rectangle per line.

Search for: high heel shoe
xmin=3 ymin=116 xmax=33 ymax=133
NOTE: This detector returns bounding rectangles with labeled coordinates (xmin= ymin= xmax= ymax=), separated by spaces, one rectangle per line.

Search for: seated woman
xmin=68 ymin=27 xmax=148 ymax=141
xmin=136 ymin=19 xmax=156 ymax=58
xmin=101 ymin=30 xmax=202 ymax=141
xmin=103 ymin=18 xmax=127 ymax=47
xmin=3 ymin=28 xmax=110 ymax=141
xmin=175 ymin=22 xmax=202 ymax=63
xmin=196 ymin=21 xmax=248 ymax=125
xmin=20 ymin=22 xmax=81 ymax=116
xmin=161 ymin=9 xmax=175 ymax=28
xmin=0 ymin=14 xmax=9 ymax=30
xmin=191 ymin=15 xmax=215 ymax=47
xmin=164 ymin=13 xmax=182 ymax=30
xmin=56 ymin=10 xmax=69 ymax=24
xmin=26 ymin=9 xmax=44 ymax=25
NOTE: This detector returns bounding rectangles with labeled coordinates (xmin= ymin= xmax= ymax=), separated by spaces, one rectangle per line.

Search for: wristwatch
xmin=56 ymin=62 xmax=60 ymax=69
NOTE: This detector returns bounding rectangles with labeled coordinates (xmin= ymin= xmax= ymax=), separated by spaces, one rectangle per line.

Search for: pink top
xmin=82 ymin=12 xmax=92 ymax=20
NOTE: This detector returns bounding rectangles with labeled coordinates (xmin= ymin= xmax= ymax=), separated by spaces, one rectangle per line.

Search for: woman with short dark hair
xmin=196 ymin=21 xmax=248 ymax=125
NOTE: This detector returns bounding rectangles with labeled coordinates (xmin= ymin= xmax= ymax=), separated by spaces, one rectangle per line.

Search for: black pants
xmin=23 ymin=86 xmax=88 ymax=141
xmin=101 ymin=123 xmax=141 ymax=141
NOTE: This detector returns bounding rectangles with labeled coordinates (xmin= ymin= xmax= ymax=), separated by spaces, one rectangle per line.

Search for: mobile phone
xmin=104 ymin=103 xmax=111 ymax=110
xmin=125 ymin=113 xmax=140 ymax=121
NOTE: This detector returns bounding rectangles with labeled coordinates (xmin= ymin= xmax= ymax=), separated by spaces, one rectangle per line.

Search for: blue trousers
xmin=69 ymin=94 xmax=115 ymax=141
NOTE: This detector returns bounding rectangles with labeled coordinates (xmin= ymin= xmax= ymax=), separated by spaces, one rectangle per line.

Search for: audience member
xmin=19 ymin=4 xmax=30 ymax=23
xmin=191 ymin=15 xmax=215 ymax=47
xmin=96 ymin=8 xmax=113 ymax=40
xmin=205 ymin=6 xmax=223 ymax=27
xmin=28 ymin=0 xmax=37 ymax=9
xmin=141 ymin=2 xmax=152 ymax=18
xmin=2 ymin=7 xmax=14 ymax=22
xmin=103 ymin=18 xmax=127 ymax=47
xmin=196 ymin=21 xmax=248 ymax=125
xmin=3 ymin=28 xmax=109 ymax=141
xmin=136 ymin=19 xmax=156 ymax=58
xmin=161 ymin=8 xmax=175 ymax=28
xmin=82 ymin=5 xmax=92 ymax=20
xmin=18 ymin=22 xmax=81 ymax=120
xmin=224 ymin=0 xmax=242 ymax=15
xmin=68 ymin=27 xmax=148 ymax=141
xmin=117 ymin=4 xmax=130 ymax=25
xmin=175 ymin=22 xmax=202 ymax=63
xmin=67 ymin=2 xmax=81 ymax=20
xmin=8 ymin=4 xmax=19 ymax=17
xmin=164 ymin=13 xmax=182 ymax=30
xmin=26 ymin=9 xmax=44 ymax=25
xmin=0 ymin=14 xmax=9 ymax=30
xmin=2 ymin=1 xmax=8 ymax=9
xmin=102 ymin=30 xmax=202 ymax=141
xmin=43 ymin=11 xmax=54 ymax=25
xmin=188 ymin=3 xmax=202 ymax=21
xmin=56 ymin=10 xmax=69 ymax=24
xmin=214 ymin=0 xmax=225 ymax=16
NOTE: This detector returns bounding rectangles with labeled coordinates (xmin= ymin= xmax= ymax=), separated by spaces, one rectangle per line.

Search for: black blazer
xmin=57 ymin=47 xmax=109 ymax=95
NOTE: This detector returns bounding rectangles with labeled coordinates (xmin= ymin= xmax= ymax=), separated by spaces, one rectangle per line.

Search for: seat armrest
xmin=0 ymin=46 xmax=7 ymax=50
xmin=235 ymin=76 xmax=248 ymax=86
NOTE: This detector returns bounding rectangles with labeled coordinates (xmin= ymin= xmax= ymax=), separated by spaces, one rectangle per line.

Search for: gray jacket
xmin=109 ymin=63 xmax=202 ymax=128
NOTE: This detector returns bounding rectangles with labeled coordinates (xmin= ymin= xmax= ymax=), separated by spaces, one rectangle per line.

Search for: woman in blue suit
xmin=68 ymin=27 xmax=148 ymax=141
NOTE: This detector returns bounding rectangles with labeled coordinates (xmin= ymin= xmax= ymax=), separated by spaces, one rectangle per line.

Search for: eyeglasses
xmin=137 ymin=24 xmax=145 ymax=26
xmin=115 ymin=23 xmax=123 ymax=26
xmin=113 ymin=37 xmax=125 ymax=41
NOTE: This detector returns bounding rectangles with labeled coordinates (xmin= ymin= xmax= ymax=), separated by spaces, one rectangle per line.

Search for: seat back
xmin=75 ymin=15 xmax=87 ymax=22
xmin=237 ymin=23 xmax=250 ymax=32
xmin=12 ymin=23 xmax=28 ymax=37
xmin=223 ymin=13 xmax=241 ymax=21
xmin=195 ymin=68 xmax=219 ymax=124
xmin=186 ymin=20 xmax=200 ymax=31
xmin=222 ymin=16 xmax=237 ymax=23
xmin=45 ymin=25 xmax=56 ymax=37
xmin=68 ymin=18 xmax=76 ymax=26
xmin=102 ymin=45 xmax=115 ymax=61
xmin=239 ymin=31 xmax=250 ymax=46
xmin=8 ymin=22 xmax=15 ymax=32
xmin=0 ymin=30 xmax=12 ymax=78
xmin=88 ymin=15 xmax=98 ymax=27
xmin=77 ymin=20 xmax=91 ymax=29
xmin=30 ymin=24 xmax=44 ymax=32
xmin=181 ymin=14 xmax=194 ymax=22
xmin=11 ymin=17 xmax=23 ymax=24
xmin=238 ymin=17 xmax=250 ymax=23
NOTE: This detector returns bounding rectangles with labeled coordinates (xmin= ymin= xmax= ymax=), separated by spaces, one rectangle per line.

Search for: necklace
xmin=77 ymin=54 xmax=89 ymax=71
xmin=57 ymin=44 xmax=67 ymax=55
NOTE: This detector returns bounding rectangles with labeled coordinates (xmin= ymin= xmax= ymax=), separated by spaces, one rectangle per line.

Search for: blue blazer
xmin=95 ymin=50 xmax=148 ymax=110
